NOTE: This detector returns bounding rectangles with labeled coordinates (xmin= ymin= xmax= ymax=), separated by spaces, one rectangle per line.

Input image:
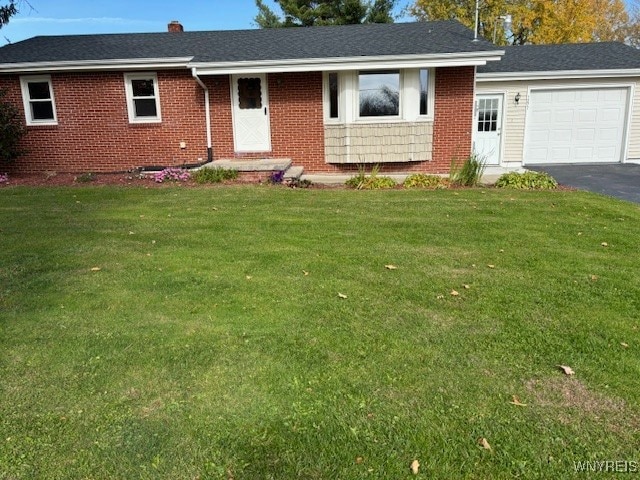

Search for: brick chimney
xmin=168 ymin=20 xmax=184 ymax=33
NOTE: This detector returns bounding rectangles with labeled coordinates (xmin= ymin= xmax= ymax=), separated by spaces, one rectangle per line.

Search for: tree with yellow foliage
xmin=410 ymin=0 xmax=637 ymax=45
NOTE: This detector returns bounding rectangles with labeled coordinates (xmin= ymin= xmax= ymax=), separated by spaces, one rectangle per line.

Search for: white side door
xmin=473 ymin=94 xmax=504 ymax=165
xmin=231 ymin=74 xmax=271 ymax=152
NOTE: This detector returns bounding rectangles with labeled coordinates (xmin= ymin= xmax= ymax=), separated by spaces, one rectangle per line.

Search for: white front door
xmin=473 ymin=94 xmax=503 ymax=165
xmin=231 ymin=74 xmax=271 ymax=152
xmin=524 ymin=87 xmax=628 ymax=164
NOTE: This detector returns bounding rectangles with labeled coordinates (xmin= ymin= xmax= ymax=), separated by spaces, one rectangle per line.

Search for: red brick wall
xmin=0 ymin=66 xmax=475 ymax=175
xmin=208 ymin=72 xmax=325 ymax=170
xmin=0 ymin=70 xmax=207 ymax=173
xmin=432 ymin=66 xmax=475 ymax=171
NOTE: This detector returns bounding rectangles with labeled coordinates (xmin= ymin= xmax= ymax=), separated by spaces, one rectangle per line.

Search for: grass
xmin=1 ymin=185 xmax=639 ymax=479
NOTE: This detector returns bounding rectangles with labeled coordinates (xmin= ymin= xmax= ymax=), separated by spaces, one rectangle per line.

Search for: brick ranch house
xmin=0 ymin=20 xmax=504 ymax=176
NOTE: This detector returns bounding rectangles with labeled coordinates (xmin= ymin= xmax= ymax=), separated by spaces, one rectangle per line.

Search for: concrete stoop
xmin=199 ymin=158 xmax=304 ymax=180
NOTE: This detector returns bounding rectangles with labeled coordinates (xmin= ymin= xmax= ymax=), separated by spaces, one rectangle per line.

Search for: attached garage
xmin=476 ymin=43 xmax=640 ymax=168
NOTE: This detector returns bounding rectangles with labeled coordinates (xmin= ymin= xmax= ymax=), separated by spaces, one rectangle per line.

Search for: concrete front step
xmin=283 ymin=166 xmax=304 ymax=180
xmin=202 ymin=158 xmax=292 ymax=172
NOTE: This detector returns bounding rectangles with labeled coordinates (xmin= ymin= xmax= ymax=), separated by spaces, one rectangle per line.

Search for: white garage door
xmin=524 ymin=87 xmax=629 ymax=164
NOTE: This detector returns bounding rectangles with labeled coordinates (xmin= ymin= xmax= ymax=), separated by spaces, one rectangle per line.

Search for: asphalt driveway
xmin=528 ymin=164 xmax=640 ymax=204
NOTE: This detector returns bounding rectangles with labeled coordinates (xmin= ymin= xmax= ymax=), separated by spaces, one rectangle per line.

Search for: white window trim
xmin=323 ymin=68 xmax=435 ymax=124
xmin=124 ymin=72 xmax=162 ymax=124
xmin=20 ymin=75 xmax=58 ymax=126
xmin=322 ymin=72 xmax=344 ymax=123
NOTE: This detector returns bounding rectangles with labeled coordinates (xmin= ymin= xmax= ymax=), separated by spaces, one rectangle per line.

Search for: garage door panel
xmin=601 ymin=108 xmax=623 ymax=122
xmin=551 ymin=147 xmax=571 ymax=160
xmin=555 ymin=109 xmax=574 ymax=123
xmin=575 ymin=147 xmax=595 ymax=161
xmin=527 ymin=147 xmax=550 ymax=162
xmin=577 ymin=128 xmax=596 ymax=141
xmin=528 ymin=129 xmax=549 ymax=142
xmin=525 ymin=87 xmax=628 ymax=165
xmin=578 ymin=90 xmax=599 ymax=102
xmin=557 ymin=91 xmax=576 ymax=103
xmin=599 ymin=127 xmax=619 ymax=141
xmin=577 ymin=109 xmax=597 ymax=123
xmin=551 ymin=129 xmax=572 ymax=141
xmin=603 ymin=89 xmax=626 ymax=101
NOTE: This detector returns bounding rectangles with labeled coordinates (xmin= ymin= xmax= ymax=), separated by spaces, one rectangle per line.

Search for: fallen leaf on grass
xmin=463 ymin=284 xmax=470 ymax=289
xmin=245 ymin=276 xmax=253 ymax=280
xmin=487 ymin=264 xmax=495 ymax=269
xmin=338 ymin=293 xmax=348 ymax=299
xmin=356 ymin=456 xmax=364 ymax=464
xmin=601 ymin=242 xmax=609 ymax=247
xmin=509 ymin=395 xmax=527 ymax=407
xmin=621 ymin=342 xmax=629 ymax=348
xmin=302 ymin=270 xmax=310 ymax=276
xmin=557 ymin=365 xmax=575 ymax=375
xmin=90 ymin=267 xmax=101 ymax=272
xmin=478 ymin=438 xmax=492 ymax=450
xmin=590 ymin=275 xmax=598 ymax=281
xmin=385 ymin=264 xmax=398 ymax=270
xmin=450 ymin=290 xmax=459 ymax=296
xmin=410 ymin=459 xmax=420 ymax=474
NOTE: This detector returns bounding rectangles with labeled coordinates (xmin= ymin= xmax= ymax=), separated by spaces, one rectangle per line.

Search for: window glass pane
xmin=31 ymin=101 xmax=54 ymax=120
xmin=132 ymin=79 xmax=155 ymax=97
xmin=238 ymin=77 xmax=262 ymax=109
xmin=329 ymin=73 xmax=338 ymax=119
xmin=359 ymin=70 xmax=399 ymax=117
xmin=419 ymin=69 xmax=429 ymax=115
xmin=28 ymin=82 xmax=51 ymax=100
xmin=134 ymin=98 xmax=158 ymax=117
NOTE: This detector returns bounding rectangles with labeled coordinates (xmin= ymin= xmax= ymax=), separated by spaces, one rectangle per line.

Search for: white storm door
xmin=473 ymin=94 xmax=503 ymax=165
xmin=231 ymin=74 xmax=271 ymax=152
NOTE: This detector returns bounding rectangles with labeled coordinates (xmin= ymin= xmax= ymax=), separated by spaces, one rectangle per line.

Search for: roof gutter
xmin=189 ymin=50 xmax=505 ymax=75
xmin=477 ymin=68 xmax=640 ymax=81
xmin=0 ymin=57 xmax=194 ymax=74
xmin=191 ymin=68 xmax=213 ymax=163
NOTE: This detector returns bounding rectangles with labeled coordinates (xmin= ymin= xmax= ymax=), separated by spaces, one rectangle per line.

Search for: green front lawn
xmin=1 ymin=186 xmax=639 ymax=478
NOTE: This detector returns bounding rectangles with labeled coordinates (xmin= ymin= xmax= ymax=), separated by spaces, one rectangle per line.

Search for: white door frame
xmin=230 ymin=73 xmax=272 ymax=152
xmin=522 ymin=84 xmax=633 ymax=166
xmin=473 ymin=93 xmax=505 ymax=165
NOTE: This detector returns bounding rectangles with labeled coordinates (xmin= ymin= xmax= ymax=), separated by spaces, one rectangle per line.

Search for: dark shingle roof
xmin=477 ymin=42 xmax=640 ymax=74
xmin=0 ymin=21 xmax=498 ymax=65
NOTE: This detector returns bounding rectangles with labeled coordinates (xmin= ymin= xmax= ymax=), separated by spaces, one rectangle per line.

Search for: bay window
xmin=324 ymin=68 xmax=433 ymax=123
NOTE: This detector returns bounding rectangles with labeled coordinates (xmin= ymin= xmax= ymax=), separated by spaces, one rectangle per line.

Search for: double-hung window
xmin=20 ymin=75 xmax=57 ymax=125
xmin=124 ymin=73 xmax=161 ymax=123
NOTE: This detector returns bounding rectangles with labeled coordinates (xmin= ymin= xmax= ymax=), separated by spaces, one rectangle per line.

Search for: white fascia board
xmin=477 ymin=69 xmax=640 ymax=82
xmin=190 ymin=51 xmax=505 ymax=75
xmin=0 ymin=57 xmax=194 ymax=73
